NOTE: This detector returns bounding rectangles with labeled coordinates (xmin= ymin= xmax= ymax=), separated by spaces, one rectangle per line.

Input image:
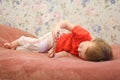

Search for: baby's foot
xmin=3 ymin=43 xmax=11 ymax=49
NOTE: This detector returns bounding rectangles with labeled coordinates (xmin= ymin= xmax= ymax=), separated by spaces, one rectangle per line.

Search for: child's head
xmin=78 ymin=38 xmax=113 ymax=62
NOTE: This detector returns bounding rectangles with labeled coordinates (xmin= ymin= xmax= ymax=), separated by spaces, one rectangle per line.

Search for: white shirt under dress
xmin=16 ymin=32 xmax=54 ymax=53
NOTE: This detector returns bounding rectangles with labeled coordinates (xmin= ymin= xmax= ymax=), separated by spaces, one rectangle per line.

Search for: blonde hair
xmin=85 ymin=38 xmax=113 ymax=62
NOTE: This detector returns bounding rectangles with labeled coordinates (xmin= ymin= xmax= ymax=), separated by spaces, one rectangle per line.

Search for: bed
xmin=0 ymin=24 xmax=120 ymax=80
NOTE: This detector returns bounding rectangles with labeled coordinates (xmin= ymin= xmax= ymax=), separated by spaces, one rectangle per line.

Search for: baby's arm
xmin=48 ymin=42 xmax=56 ymax=58
xmin=51 ymin=20 xmax=77 ymax=40
xmin=54 ymin=51 xmax=72 ymax=58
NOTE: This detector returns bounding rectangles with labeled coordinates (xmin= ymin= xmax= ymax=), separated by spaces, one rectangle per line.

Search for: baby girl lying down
xmin=3 ymin=20 xmax=113 ymax=62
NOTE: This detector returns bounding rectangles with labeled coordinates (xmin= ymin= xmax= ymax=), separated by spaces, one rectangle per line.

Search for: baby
xmin=3 ymin=20 xmax=113 ymax=61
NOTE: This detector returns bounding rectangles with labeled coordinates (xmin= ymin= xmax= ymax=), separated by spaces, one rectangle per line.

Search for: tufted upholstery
xmin=0 ymin=24 xmax=120 ymax=80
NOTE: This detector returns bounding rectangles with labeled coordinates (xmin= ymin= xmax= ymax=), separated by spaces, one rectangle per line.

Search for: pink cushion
xmin=0 ymin=24 xmax=120 ymax=80
xmin=0 ymin=24 xmax=35 ymax=47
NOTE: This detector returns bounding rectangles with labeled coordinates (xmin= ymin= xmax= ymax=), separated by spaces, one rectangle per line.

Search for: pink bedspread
xmin=0 ymin=24 xmax=120 ymax=80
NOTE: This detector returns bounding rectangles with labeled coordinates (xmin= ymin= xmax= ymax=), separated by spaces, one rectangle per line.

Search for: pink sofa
xmin=0 ymin=24 xmax=120 ymax=80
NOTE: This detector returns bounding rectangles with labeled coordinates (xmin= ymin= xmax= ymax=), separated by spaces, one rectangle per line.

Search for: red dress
xmin=56 ymin=25 xmax=92 ymax=57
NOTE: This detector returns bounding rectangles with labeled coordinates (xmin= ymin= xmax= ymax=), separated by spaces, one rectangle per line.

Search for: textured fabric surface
xmin=0 ymin=24 xmax=36 ymax=47
xmin=0 ymin=25 xmax=120 ymax=80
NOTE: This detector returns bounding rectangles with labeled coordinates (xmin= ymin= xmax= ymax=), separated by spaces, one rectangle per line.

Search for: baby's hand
xmin=48 ymin=53 xmax=55 ymax=58
xmin=52 ymin=29 xmax=63 ymax=41
xmin=48 ymin=49 xmax=55 ymax=58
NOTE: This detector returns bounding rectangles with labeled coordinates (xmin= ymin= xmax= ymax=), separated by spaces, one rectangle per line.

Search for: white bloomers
xmin=16 ymin=32 xmax=54 ymax=53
